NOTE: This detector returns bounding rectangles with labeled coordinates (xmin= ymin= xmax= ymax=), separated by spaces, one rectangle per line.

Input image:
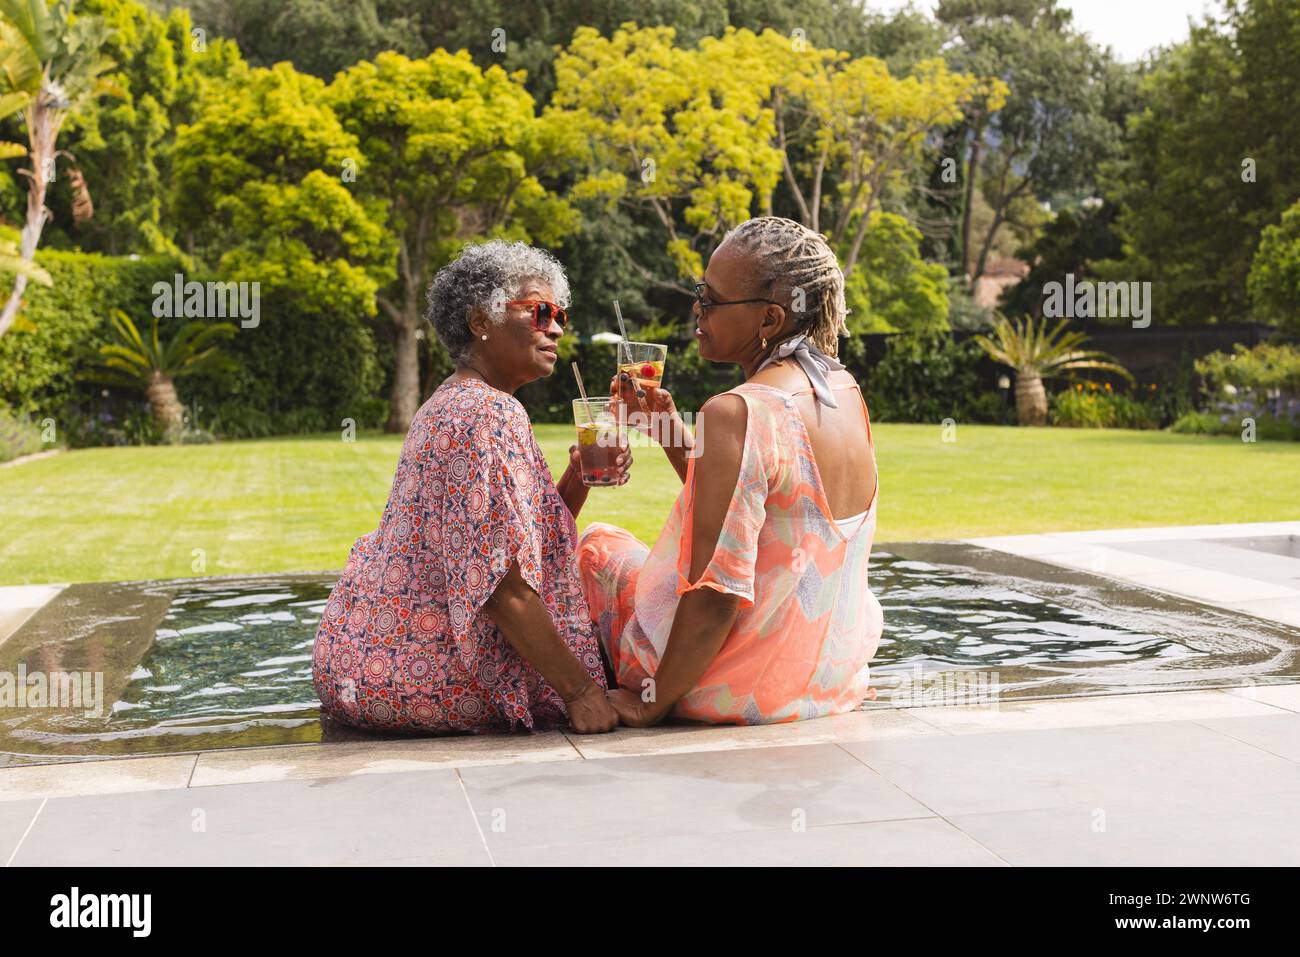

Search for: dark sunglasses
xmin=507 ymin=299 xmax=568 ymax=330
xmin=693 ymin=281 xmax=782 ymax=315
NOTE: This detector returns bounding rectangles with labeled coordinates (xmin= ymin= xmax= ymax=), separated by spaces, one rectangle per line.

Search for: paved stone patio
xmin=0 ymin=685 xmax=1297 ymax=866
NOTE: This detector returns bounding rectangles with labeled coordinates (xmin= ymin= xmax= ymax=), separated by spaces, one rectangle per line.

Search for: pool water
xmin=113 ymin=581 xmax=328 ymax=731
xmin=1 ymin=542 xmax=1297 ymax=763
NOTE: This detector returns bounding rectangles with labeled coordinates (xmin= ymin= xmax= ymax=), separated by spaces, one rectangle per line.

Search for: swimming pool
xmin=1 ymin=541 xmax=1296 ymax=765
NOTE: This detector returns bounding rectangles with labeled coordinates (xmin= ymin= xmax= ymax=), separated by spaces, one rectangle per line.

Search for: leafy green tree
xmin=552 ymin=24 xmax=784 ymax=290
xmin=1248 ymin=199 xmax=1300 ymax=336
xmin=171 ymin=60 xmax=395 ymax=431
xmin=172 ymin=60 xmax=392 ymax=287
xmin=40 ymin=0 xmax=229 ymax=256
xmin=555 ymin=24 xmax=995 ymax=294
xmin=1102 ymin=0 xmax=1300 ymax=326
xmin=0 ymin=0 xmax=117 ymax=338
xmin=845 ymin=212 xmax=949 ymax=335
xmin=1002 ymin=201 xmax=1124 ymax=318
xmin=328 ymin=49 xmax=577 ymax=432
xmin=937 ymin=0 xmax=1125 ymax=282
xmin=155 ymin=0 xmax=425 ymax=80
xmin=763 ymin=29 xmax=1001 ymax=280
xmin=164 ymin=0 xmax=880 ymax=95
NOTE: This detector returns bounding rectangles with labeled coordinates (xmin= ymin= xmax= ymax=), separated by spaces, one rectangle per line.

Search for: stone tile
xmin=962 ymin=534 xmax=1071 ymax=556
xmin=1118 ymin=568 xmax=1295 ymax=603
xmin=1225 ymin=597 xmax=1300 ymax=628
xmin=0 ymin=755 xmax=197 ymax=803
xmin=1193 ymin=713 xmax=1300 ymax=764
xmin=0 ymin=799 xmax=42 ymax=864
xmin=191 ymin=732 xmax=578 ymax=786
xmin=11 ymin=769 xmax=489 ymax=866
xmin=1226 ymin=682 xmax=1300 ymax=711
xmin=0 ymin=584 xmax=66 ymax=612
xmin=1015 ymin=546 xmax=1177 ymax=579
xmin=459 ymin=744 xmax=931 ymax=851
xmin=948 ymin=790 xmax=1300 ymax=866
xmin=565 ymin=709 xmax=943 ymax=759
xmin=1063 ymin=522 xmax=1300 ymax=544
xmin=839 ymin=720 xmax=1300 ymax=817
xmin=904 ymin=690 xmax=1282 ymax=735
xmin=1111 ymin=539 xmax=1300 ymax=591
xmin=494 ymin=817 xmax=1004 ymax=867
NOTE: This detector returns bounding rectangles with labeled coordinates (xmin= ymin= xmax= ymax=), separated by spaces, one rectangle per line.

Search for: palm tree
xmin=974 ymin=314 xmax=1134 ymax=426
xmin=0 ymin=0 xmax=116 ymax=339
xmin=84 ymin=311 xmax=237 ymax=439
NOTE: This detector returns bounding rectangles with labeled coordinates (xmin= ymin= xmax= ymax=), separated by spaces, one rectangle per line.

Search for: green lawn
xmin=1 ymin=423 xmax=1297 ymax=585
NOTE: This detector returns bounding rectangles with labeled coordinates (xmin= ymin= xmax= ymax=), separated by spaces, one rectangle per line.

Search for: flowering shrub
xmin=1050 ymin=381 xmax=1158 ymax=429
xmin=1190 ymin=341 xmax=1300 ymax=438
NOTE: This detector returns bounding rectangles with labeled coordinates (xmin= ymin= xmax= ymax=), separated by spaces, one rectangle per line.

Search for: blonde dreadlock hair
xmin=722 ymin=216 xmax=850 ymax=358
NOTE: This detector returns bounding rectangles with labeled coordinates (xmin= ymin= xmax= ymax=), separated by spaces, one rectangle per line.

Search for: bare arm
xmin=607 ymin=395 xmax=747 ymax=725
xmin=483 ymin=562 xmax=618 ymax=733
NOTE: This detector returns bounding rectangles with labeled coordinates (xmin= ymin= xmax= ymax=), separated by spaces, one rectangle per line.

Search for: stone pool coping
xmin=963 ymin=519 xmax=1300 ymax=628
xmin=0 ymin=683 xmax=1297 ymax=803
xmin=0 ymin=584 xmax=66 ymax=650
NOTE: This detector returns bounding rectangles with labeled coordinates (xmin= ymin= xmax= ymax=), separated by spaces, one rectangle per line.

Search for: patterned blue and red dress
xmin=312 ymin=377 xmax=607 ymax=733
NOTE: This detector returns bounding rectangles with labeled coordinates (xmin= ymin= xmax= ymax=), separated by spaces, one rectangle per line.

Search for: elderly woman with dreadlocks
xmin=577 ymin=216 xmax=883 ymax=727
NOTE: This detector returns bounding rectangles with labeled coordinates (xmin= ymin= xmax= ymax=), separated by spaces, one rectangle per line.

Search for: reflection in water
xmin=870 ymin=555 xmax=1200 ymax=673
xmin=111 ymin=582 xmax=330 ymax=730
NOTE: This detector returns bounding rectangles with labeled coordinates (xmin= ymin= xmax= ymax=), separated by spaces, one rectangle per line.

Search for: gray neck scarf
xmin=753 ymin=333 xmax=846 ymax=408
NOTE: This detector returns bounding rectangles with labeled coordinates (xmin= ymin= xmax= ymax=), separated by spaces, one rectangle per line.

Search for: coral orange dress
xmin=577 ymin=380 xmax=883 ymax=724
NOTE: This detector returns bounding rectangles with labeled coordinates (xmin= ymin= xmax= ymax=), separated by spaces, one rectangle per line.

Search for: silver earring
xmin=761 ymin=336 xmax=768 ymax=349
xmin=480 ymin=334 xmax=488 ymax=341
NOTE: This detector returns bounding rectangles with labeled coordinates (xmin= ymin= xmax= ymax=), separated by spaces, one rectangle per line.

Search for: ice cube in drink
xmin=576 ymin=421 xmax=623 ymax=485
xmin=572 ymin=397 xmax=626 ymax=487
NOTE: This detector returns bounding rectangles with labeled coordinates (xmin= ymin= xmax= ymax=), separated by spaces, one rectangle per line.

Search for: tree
xmin=165 ymin=0 xmax=877 ymax=96
xmin=844 ymin=212 xmax=949 ymax=335
xmin=84 ymin=308 xmax=235 ymax=437
xmin=974 ymin=314 xmax=1132 ymax=425
xmin=171 ymin=61 xmax=395 ymax=431
xmin=765 ymin=29 xmax=1003 ymax=280
xmin=328 ymin=49 xmax=577 ymax=432
xmin=0 ymin=0 xmax=117 ymax=338
xmin=551 ymin=24 xmax=783 ymax=291
xmin=1102 ymin=0 xmax=1300 ymax=325
xmin=554 ymin=24 xmax=998 ymax=293
xmin=1001 ymin=200 xmax=1123 ymax=319
xmin=156 ymin=0 xmax=425 ymax=80
xmin=1248 ymin=199 xmax=1300 ymax=336
xmin=42 ymin=0 xmax=223 ymax=256
xmin=938 ymin=0 xmax=1123 ymax=283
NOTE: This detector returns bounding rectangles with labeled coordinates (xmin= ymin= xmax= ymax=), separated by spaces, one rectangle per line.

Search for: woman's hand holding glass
xmin=566 ymin=440 xmax=633 ymax=487
xmin=612 ymin=373 xmax=683 ymax=443
xmin=610 ymin=373 xmax=694 ymax=482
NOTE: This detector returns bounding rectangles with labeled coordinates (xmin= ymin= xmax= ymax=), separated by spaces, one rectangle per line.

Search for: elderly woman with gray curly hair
xmin=312 ymin=240 xmax=630 ymax=736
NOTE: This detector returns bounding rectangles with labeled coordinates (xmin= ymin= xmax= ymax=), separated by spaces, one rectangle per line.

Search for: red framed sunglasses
xmin=507 ymin=299 xmax=568 ymax=330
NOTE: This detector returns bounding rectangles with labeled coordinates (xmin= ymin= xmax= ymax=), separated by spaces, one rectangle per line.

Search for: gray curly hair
xmin=425 ymin=240 xmax=571 ymax=361
xmin=721 ymin=216 xmax=850 ymax=358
